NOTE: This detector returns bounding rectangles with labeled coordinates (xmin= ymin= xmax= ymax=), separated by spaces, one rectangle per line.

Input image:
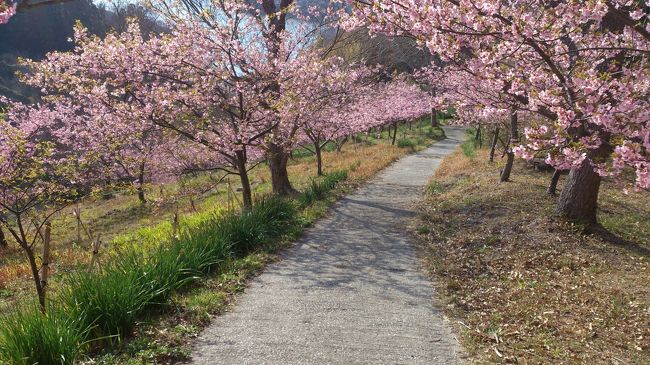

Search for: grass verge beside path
xmin=0 ymin=122 xmax=446 ymax=364
xmin=0 ymin=119 xmax=443 ymax=308
xmin=415 ymin=148 xmax=650 ymax=364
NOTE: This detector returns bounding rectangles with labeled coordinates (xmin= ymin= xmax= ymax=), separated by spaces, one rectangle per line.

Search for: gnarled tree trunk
xmin=268 ymin=143 xmax=296 ymax=196
xmin=26 ymin=246 xmax=46 ymax=312
xmin=0 ymin=227 xmax=7 ymax=248
xmin=557 ymin=160 xmax=601 ymax=224
xmin=314 ymin=141 xmax=323 ymax=176
xmin=431 ymin=107 xmax=439 ymax=127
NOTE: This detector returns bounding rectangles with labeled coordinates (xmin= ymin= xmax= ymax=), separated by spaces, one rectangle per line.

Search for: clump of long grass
xmin=0 ymin=191 xmax=315 ymax=364
xmin=299 ymin=170 xmax=348 ymax=207
xmin=0 ymin=303 xmax=91 ymax=365
xmin=215 ymin=195 xmax=297 ymax=255
xmin=397 ymin=138 xmax=417 ymax=150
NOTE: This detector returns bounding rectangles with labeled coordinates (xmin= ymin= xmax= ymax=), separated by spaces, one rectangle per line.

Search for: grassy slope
xmin=415 ymin=146 xmax=650 ymax=364
xmin=0 ymin=120 xmax=445 ymax=364
xmin=0 ymin=120 xmax=443 ymax=309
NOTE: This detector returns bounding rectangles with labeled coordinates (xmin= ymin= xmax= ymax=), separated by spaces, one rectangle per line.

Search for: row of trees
xmin=0 ymin=0 xmax=433 ymax=310
xmin=347 ymin=0 xmax=649 ymax=223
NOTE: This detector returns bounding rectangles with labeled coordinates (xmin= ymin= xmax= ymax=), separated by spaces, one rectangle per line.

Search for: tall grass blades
xmin=397 ymin=138 xmax=417 ymax=150
xmin=0 ymin=304 xmax=91 ymax=365
xmin=174 ymin=221 xmax=230 ymax=275
xmin=299 ymin=170 xmax=348 ymax=207
xmin=0 ymin=191 xmax=310 ymax=363
xmin=252 ymin=195 xmax=297 ymax=238
xmin=218 ymin=196 xmax=297 ymax=255
xmin=61 ymin=257 xmax=164 ymax=341
xmin=461 ymin=129 xmax=478 ymax=159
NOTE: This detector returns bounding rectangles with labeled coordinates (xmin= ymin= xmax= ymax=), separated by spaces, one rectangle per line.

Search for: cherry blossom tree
xmin=347 ymin=0 xmax=650 ymax=223
xmin=285 ymin=59 xmax=374 ymax=176
xmin=0 ymin=98 xmax=83 ymax=312
xmin=0 ymin=0 xmax=16 ymax=23
xmin=147 ymin=0 xmax=349 ymax=196
xmin=25 ymin=15 xmax=292 ymax=209
xmin=420 ymin=67 xmax=522 ymax=181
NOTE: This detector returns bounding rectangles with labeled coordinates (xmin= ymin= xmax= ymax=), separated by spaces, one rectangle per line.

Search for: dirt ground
xmin=415 ymin=148 xmax=650 ymax=365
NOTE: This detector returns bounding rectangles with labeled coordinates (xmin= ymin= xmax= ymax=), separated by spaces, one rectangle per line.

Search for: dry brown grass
xmin=417 ymin=149 xmax=650 ymax=365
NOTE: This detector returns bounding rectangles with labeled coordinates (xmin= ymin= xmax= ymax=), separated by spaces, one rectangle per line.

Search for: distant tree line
xmin=0 ymin=0 xmax=164 ymax=102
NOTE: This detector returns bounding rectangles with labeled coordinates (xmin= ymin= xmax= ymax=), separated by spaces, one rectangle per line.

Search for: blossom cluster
xmin=0 ymin=1 xmax=16 ymax=24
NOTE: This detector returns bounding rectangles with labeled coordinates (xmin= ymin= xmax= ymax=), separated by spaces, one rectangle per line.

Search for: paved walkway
xmin=191 ymin=127 xmax=466 ymax=364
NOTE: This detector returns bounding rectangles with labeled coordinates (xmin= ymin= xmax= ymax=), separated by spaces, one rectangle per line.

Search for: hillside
xmin=0 ymin=0 xmax=108 ymax=101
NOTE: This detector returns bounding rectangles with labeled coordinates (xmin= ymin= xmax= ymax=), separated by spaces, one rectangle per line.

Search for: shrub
xmin=174 ymin=219 xmax=230 ymax=275
xmin=252 ymin=195 xmax=297 ymax=238
xmin=61 ymin=226 xmax=229 ymax=342
xmin=215 ymin=210 xmax=269 ymax=256
xmin=0 ymin=304 xmax=91 ymax=365
xmin=213 ymin=195 xmax=297 ymax=256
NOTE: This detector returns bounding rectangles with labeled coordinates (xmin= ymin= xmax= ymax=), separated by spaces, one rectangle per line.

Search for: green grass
xmin=217 ymin=196 xmax=297 ymax=256
xmin=425 ymin=181 xmax=445 ymax=195
xmin=298 ymin=170 xmax=348 ymax=207
xmin=461 ymin=129 xmax=478 ymax=159
xmin=183 ymin=290 xmax=227 ymax=323
xmin=397 ymin=138 xmax=417 ymax=150
xmin=0 ymin=304 xmax=92 ymax=365
xmin=0 ymin=194 xmax=300 ymax=364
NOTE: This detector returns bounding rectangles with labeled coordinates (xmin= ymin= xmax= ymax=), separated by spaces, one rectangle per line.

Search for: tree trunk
xmin=548 ymin=169 xmax=562 ymax=195
xmin=336 ymin=137 xmax=345 ymax=153
xmin=40 ymin=224 xmax=52 ymax=299
xmin=6 ymin=218 xmax=47 ymax=312
xmin=314 ymin=141 xmax=323 ymax=176
xmin=137 ymin=162 xmax=146 ymax=204
xmin=489 ymin=127 xmax=500 ymax=162
xmin=74 ymin=206 xmax=82 ymax=245
xmin=501 ymin=153 xmax=515 ymax=182
xmin=391 ymin=123 xmax=397 ymax=145
xmin=268 ymin=143 xmax=296 ymax=196
xmin=557 ymin=160 xmax=601 ymax=223
xmin=235 ymin=150 xmax=253 ymax=210
xmin=26 ymin=246 xmax=46 ymax=312
xmin=431 ymin=107 xmax=439 ymax=127
xmin=500 ymin=110 xmax=519 ymax=182
xmin=0 ymin=227 xmax=7 ymax=248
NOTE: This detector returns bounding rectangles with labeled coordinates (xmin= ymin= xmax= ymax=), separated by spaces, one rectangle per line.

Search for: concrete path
xmin=191 ymin=127 xmax=466 ymax=364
